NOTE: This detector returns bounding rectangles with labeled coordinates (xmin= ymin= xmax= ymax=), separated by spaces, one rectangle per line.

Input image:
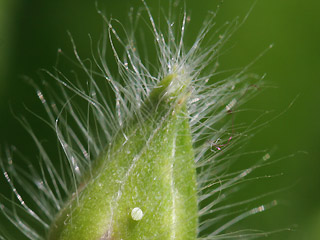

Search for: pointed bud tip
xmin=149 ymin=70 xmax=191 ymax=106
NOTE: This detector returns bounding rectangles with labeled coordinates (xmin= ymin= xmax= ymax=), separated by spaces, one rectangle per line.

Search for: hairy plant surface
xmin=0 ymin=1 xmax=277 ymax=239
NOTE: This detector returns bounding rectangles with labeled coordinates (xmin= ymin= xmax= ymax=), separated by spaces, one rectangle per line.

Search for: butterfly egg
xmin=131 ymin=207 xmax=143 ymax=221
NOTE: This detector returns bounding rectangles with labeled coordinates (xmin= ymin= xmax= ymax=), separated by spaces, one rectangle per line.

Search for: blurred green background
xmin=0 ymin=0 xmax=319 ymax=239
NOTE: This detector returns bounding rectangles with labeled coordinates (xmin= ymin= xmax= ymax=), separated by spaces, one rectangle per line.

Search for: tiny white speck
xmin=226 ymin=98 xmax=237 ymax=111
xmin=37 ymin=90 xmax=46 ymax=104
xmin=263 ymin=153 xmax=270 ymax=161
xmin=131 ymin=207 xmax=143 ymax=221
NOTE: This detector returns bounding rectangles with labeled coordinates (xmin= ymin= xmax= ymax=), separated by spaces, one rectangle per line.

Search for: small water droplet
xmin=263 ymin=153 xmax=270 ymax=161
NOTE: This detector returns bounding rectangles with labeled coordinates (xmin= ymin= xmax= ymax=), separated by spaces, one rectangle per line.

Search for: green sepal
xmin=48 ymin=74 xmax=198 ymax=240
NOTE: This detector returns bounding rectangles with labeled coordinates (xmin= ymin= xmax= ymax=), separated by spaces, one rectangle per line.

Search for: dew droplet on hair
xmin=263 ymin=153 xmax=270 ymax=161
xmin=37 ymin=90 xmax=46 ymax=104
xmin=226 ymin=98 xmax=237 ymax=112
